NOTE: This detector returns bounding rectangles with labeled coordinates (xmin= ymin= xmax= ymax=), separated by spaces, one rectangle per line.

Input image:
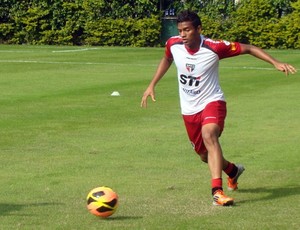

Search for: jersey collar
xmin=185 ymin=35 xmax=204 ymax=55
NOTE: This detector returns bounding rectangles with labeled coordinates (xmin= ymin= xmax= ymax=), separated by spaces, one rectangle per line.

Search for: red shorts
xmin=182 ymin=101 xmax=227 ymax=155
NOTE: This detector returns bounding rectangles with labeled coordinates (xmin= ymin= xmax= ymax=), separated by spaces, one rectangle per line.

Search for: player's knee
xmin=202 ymin=125 xmax=220 ymax=145
xmin=202 ymin=131 xmax=216 ymax=145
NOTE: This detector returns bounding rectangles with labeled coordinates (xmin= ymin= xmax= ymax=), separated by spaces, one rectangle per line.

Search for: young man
xmin=141 ymin=10 xmax=297 ymax=206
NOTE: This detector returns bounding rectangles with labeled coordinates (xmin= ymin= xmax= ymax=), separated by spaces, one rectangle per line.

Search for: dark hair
xmin=177 ymin=10 xmax=202 ymax=28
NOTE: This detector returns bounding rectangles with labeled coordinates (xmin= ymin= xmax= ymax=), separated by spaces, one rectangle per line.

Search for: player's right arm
xmin=141 ymin=56 xmax=173 ymax=108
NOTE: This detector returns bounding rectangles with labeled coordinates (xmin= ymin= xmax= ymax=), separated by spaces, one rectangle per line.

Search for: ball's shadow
xmin=101 ymin=215 xmax=143 ymax=221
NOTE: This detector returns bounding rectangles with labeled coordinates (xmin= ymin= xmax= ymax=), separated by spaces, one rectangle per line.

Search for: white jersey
xmin=165 ymin=35 xmax=241 ymax=115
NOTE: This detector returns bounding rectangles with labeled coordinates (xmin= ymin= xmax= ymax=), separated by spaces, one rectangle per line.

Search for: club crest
xmin=186 ymin=63 xmax=195 ymax=72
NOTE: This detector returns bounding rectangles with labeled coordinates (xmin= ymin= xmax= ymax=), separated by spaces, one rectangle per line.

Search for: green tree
xmin=277 ymin=0 xmax=300 ymax=48
xmin=272 ymin=0 xmax=295 ymax=17
xmin=0 ymin=0 xmax=299 ymax=47
xmin=226 ymin=0 xmax=279 ymax=48
xmin=82 ymin=0 xmax=158 ymax=19
xmin=0 ymin=0 xmax=17 ymax=42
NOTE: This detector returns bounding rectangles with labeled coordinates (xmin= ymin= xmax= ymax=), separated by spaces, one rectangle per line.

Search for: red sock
xmin=211 ymin=178 xmax=222 ymax=195
xmin=224 ymin=162 xmax=238 ymax=178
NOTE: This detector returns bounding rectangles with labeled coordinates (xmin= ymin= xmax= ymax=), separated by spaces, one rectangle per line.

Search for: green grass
xmin=0 ymin=45 xmax=299 ymax=229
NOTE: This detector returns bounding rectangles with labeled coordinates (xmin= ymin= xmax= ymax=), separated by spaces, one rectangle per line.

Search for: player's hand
xmin=141 ymin=87 xmax=156 ymax=108
xmin=274 ymin=62 xmax=297 ymax=76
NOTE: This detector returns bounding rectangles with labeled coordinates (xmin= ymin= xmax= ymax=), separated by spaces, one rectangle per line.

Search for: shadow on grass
xmin=101 ymin=216 xmax=143 ymax=221
xmin=238 ymin=186 xmax=300 ymax=203
xmin=0 ymin=202 xmax=63 ymax=216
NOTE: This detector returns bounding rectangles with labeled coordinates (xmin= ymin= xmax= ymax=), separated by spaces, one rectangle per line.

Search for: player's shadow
xmin=0 ymin=202 xmax=63 ymax=216
xmin=238 ymin=185 xmax=300 ymax=204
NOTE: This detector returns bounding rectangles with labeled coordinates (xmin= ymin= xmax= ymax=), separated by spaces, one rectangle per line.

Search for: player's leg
xmin=202 ymin=123 xmax=234 ymax=206
xmin=202 ymin=123 xmax=223 ymax=180
xmin=182 ymin=104 xmax=236 ymax=206
xmin=200 ymin=143 xmax=244 ymax=183
xmin=202 ymin=101 xmax=245 ymax=191
xmin=201 ymin=101 xmax=234 ymax=206
xmin=225 ymin=161 xmax=245 ymax=191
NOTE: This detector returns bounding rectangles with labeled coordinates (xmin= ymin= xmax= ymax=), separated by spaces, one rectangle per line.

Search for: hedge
xmin=0 ymin=0 xmax=299 ymax=48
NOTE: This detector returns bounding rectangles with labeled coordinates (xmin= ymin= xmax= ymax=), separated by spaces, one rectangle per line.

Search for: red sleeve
xmin=165 ymin=43 xmax=172 ymax=59
xmin=164 ymin=36 xmax=182 ymax=59
xmin=203 ymin=39 xmax=241 ymax=59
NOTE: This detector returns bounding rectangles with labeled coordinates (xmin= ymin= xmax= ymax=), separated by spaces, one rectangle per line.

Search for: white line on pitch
xmin=0 ymin=48 xmax=99 ymax=53
xmin=0 ymin=59 xmax=148 ymax=66
xmin=52 ymin=48 xmax=99 ymax=53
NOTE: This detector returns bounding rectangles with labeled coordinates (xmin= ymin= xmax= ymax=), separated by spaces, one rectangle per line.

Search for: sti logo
xmin=186 ymin=63 xmax=195 ymax=72
xmin=180 ymin=74 xmax=201 ymax=87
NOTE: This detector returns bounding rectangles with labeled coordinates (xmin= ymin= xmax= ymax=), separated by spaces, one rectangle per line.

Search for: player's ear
xmin=197 ymin=25 xmax=202 ymax=33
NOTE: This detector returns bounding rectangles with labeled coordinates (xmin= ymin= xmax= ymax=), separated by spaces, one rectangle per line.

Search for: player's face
xmin=177 ymin=21 xmax=201 ymax=49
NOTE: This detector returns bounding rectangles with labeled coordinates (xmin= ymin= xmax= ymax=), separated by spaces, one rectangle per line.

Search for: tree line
xmin=0 ymin=0 xmax=299 ymax=48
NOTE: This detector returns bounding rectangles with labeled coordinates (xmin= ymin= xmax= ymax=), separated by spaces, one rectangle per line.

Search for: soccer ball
xmin=86 ymin=186 xmax=119 ymax=218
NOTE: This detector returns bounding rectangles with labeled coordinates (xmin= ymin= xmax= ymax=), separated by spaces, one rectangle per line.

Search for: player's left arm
xmin=239 ymin=43 xmax=297 ymax=76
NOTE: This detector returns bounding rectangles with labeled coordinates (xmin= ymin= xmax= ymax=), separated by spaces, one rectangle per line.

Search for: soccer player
xmin=141 ymin=10 xmax=297 ymax=206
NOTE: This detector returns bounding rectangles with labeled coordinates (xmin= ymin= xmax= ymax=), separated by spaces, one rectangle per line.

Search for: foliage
xmin=277 ymin=0 xmax=300 ymax=48
xmin=226 ymin=0 xmax=280 ymax=47
xmin=84 ymin=16 xmax=160 ymax=47
xmin=0 ymin=0 xmax=299 ymax=48
xmin=202 ymin=0 xmax=299 ymax=49
xmin=0 ymin=0 xmax=160 ymax=46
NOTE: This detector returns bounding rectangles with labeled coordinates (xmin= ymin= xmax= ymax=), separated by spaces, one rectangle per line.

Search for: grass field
xmin=0 ymin=45 xmax=299 ymax=229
